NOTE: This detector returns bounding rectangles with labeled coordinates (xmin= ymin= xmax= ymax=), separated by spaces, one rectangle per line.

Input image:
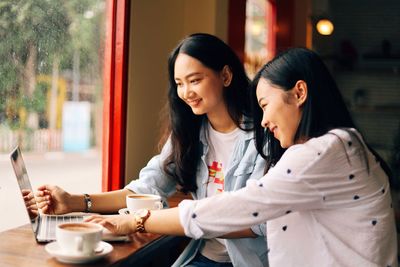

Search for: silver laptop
xmin=10 ymin=146 xmax=85 ymax=242
xmin=10 ymin=146 xmax=129 ymax=242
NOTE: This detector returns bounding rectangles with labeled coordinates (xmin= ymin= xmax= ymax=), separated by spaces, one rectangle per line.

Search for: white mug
xmin=56 ymin=222 xmax=103 ymax=256
xmin=126 ymin=194 xmax=163 ymax=214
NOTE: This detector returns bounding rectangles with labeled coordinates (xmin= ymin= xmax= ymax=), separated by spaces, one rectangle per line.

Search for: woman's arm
xmin=36 ymin=186 xmax=133 ymax=214
xmin=86 ymin=189 xmax=133 ymax=214
xmin=86 ymin=206 xmax=256 ymax=238
xmin=145 ymin=208 xmax=255 ymax=238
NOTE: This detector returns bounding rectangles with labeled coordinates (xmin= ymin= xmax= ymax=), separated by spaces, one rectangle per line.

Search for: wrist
xmin=69 ymin=194 xmax=87 ymax=212
xmin=83 ymin=193 xmax=92 ymax=213
xmin=132 ymin=209 xmax=151 ymax=233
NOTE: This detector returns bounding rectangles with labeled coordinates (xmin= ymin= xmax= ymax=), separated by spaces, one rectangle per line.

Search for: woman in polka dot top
xmin=88 ymin=48 xmax=398 ymax=267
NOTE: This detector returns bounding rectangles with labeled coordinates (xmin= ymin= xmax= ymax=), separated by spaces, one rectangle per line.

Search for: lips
xmin=186 ymin=99 xmax=201 ymax=107
xmin=269 ymin=126 xmax=277 ymax=137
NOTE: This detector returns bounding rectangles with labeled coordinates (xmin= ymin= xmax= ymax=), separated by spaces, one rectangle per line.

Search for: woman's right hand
xmin=36 ymin=185 xmax=72 ymax=214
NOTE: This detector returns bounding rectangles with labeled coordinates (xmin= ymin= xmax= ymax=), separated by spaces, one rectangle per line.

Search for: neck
xmin=207 ymin=113 xmax=238 ymax=133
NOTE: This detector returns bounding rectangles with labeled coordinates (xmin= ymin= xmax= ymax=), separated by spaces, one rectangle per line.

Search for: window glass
xmin=245 ymin=0 xmax=275 ymax=78
xmin=0 ymin=0 xmax=106 ymax=232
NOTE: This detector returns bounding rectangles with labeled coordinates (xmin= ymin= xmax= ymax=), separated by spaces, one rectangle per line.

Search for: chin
xmin=191 ymin=108 xmax=205 ymax=115
xmin=279 ymin=140 xmax=290 ymax=149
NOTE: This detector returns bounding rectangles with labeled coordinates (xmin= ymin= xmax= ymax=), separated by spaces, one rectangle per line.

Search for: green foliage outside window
xmin=0 ymin=0 xmax=104 ymax=131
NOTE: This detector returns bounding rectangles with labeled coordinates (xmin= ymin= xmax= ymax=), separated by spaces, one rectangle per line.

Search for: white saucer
xmin=118 ymin=208 xmax=130 ymax=215
xmin=45 ymin=241 xmax=113 ymax=264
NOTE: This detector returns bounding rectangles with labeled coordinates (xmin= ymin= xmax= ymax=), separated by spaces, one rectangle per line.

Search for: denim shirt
xmin=125 ymin=118 xmax=268 ymax=267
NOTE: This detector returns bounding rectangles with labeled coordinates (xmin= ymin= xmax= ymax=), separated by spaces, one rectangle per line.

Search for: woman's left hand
xmin=85 ymin=214 xmax=137 ymax=235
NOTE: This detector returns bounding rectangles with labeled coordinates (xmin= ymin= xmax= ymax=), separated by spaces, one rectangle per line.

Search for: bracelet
xmin=83 ymin=194 xmax=92 ymax=213
xmin=133 ymin=209 xmax=151 ymax=233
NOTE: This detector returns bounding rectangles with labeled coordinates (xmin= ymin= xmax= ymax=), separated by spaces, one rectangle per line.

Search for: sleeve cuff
xmin=178 ymin=199 xmax=205 ymax=239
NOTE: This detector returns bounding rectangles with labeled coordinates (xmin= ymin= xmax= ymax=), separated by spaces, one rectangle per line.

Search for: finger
xmin=28 ymin=208 xmax=39 ymax=215
xmin=37 ymin=185 xmax=50 ymax=191
xmin=84 ymin=215 xmax=103 ymax=222
xmin=87 ymin=218 xmax=106 ymax=225
xmin=101 ymin=220 xmax=117 ymax=232
xmin=40 ymin=205 xmax=49 ymax=213
xmin=21 ymin=189 xmax=31 ymax=195
xmin=35 ymin=196 xmax=45 ymax=203
xmin=37 ymin=202 xmax=47 ymax=209
xmin=35 ymin=191 xmax=44 ymax=197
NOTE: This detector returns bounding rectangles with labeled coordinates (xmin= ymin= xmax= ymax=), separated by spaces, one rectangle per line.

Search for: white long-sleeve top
xmin=179 ymin=128 xmax=398 ymax=267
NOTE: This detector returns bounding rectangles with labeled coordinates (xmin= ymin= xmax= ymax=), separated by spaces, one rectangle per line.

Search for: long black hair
xmin=250 ymin=47 xmax=393 ymax=184
xmin=163 ymin=33 xmax=250 ymax=193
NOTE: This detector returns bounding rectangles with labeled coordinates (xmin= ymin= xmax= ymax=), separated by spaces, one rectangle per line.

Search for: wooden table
xmin=0 ymin=192 xmax=191 ymax=267
xmin=0 ymin=224 xmax=188 ymax=267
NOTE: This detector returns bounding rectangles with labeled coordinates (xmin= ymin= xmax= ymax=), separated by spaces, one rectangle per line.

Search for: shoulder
xmin=273 ymin=128 xmax=362 ymax=175
xmin=306 ymin=128 xmax=363 ymax=155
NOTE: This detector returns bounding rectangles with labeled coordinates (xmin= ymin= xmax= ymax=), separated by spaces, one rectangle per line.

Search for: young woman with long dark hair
xmin=37 ymin=33 xmax=268 ymax=267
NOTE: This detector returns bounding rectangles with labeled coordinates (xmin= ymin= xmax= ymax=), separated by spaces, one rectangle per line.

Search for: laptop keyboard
xmin=39 ymin=214 xmax=83 ymax=241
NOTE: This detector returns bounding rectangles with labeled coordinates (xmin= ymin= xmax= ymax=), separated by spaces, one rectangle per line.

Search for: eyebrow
xmin=175 ymin=72 xmax=203 ymax=80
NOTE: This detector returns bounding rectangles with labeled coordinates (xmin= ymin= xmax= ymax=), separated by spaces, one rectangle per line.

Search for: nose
xmin=182 ymin=84 xmax=194 ymax=99
xmin=260 ymin=112 xmax=268 ymax=129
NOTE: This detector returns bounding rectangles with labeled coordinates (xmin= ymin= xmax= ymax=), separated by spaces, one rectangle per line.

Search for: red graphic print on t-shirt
xmin=208 ymin=161 xmax=225 ymax=193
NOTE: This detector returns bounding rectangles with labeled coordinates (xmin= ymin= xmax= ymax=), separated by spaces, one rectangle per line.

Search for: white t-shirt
xmin=179 ymin=128 xmax=398 ymax=267
xmin=201 ymin=123 xmax=242 ymax=263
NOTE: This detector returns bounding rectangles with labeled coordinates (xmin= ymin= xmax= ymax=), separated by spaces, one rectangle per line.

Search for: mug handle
xmin=154 ymin=201 xmax=163 ymax=210
xmin=75 ymin=236 xmax=84 ymax=253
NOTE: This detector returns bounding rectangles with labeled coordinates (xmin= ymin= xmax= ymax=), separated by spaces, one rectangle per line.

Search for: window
xmin=244 ymin=0 xmax=276 ymax=77
xmin=0 ymin=0 xmax=128 ymax=232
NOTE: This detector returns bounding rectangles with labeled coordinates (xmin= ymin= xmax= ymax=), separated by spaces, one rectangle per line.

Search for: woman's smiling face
xmin=174 ymin=53 xmax=227 ymax=117
xmin=256 ymin=77 xmax=306 ymax=148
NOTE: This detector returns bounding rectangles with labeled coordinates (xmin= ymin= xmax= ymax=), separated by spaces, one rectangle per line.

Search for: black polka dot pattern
xmin=259 ymin=183 xmax=263 ymax=187
xmin=286 ymin=210 xmax=292 ymax=214
xmin=381 ymin=188 xmax=385 ymax=194
xmin=317 ymin=152 xmax=321 ymax=156
xmin=282 ymin=225 xmax=287 ymax=231
xmin=353 ymin=195 xmax=360 ymax=200
xmin=287 ymin=169 xmax=291 ymax=174
xmin=348 ymin=141 xmax=352 ymax=146
xmin=323 ymin=196 xmax=326 ymax=201
xmin=372 ymin=220 xmax=377 ymax=226
xmin=349 ymin=174 xmax=355 ymax=180
xmin=252 ymin=212 xmax=259 ymax=217
xmin=191 ymin=213 xmax=197 ymax=219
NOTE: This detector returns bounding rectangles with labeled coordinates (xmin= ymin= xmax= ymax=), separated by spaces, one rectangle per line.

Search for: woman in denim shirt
xmin=37 ymin=33 xmax=268 ymax=267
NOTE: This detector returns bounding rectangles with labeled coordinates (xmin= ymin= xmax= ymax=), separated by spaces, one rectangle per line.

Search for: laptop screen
xmin=10 ymin=146 xmax=40 ymax=236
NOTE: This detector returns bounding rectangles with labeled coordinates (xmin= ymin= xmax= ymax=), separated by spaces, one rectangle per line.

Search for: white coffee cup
xmin=56 ymin=222 xmax=103 ymax=256
xmin=126 ymin=194 xmax=163 ymax=214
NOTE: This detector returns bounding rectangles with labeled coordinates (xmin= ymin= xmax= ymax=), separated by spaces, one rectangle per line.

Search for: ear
xmin=221 ymin=65 xmax=233 ymax=87
xmin=293 ymin=80 xmax=308 ymax=107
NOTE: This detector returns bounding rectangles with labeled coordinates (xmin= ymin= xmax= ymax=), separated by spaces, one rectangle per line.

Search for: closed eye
xmin=190 ymin=78 xmax=201 ymax=85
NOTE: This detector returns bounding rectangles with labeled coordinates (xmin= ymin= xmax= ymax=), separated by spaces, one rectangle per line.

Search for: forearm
xmin=143 ymin=208 xmax=256 ymax=239
xmin=69 ymin=189 xmax=133 ymax=214
xmin=144 ymin=207 xmax=185 ymax=236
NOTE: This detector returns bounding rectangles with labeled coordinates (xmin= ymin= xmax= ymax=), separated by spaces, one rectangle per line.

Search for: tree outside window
xmin=0 ymin=0 xmax=105 ymax=153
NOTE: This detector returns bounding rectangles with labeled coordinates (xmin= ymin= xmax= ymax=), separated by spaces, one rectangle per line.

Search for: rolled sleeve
xmin=178 ymin=199 xmax=205 ymax=239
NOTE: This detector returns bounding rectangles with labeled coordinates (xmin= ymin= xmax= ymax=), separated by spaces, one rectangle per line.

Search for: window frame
xmin=102 ymin=0 xmax=130 ymax=191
